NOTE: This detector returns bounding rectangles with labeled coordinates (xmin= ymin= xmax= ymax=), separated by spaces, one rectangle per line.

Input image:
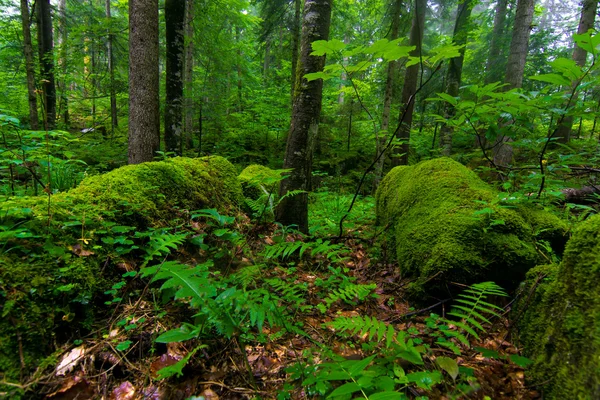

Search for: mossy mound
xmin=375 ymin=157 xmax=566 ymax=297
xmin=238 ymin=164 xmax=281 ymax=200
xmin=517 ymin=214 xmax=600 ymax=398
xmin=0 ymin=156 xmax=242 ymax=389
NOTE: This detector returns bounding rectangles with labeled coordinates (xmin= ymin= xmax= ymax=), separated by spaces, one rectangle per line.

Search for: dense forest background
xmin=1 ymin=0 xmax=600 ymax=398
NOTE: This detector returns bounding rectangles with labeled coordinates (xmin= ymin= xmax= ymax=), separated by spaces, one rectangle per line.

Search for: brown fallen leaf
xmin=110 ymin=381 xmax=136 ymax=400
xmin=150 ymin=354 xmax=180 ymax=378
xmin=70 ymin=243 xmax=94 ymax=257
xmin=46 ymin=375 xmax=95 ymax=400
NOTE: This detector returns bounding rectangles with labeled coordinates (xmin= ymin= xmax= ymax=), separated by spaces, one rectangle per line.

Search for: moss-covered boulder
xmin=375 ymin=157 xmax=566 ymax=297
xmin=238 ymin=164 xmax=281 ymax=200
xmin=517 ymin=214 xmax=600 ymax=398
xmin=0 ymin=156 xmax=242 ymax=390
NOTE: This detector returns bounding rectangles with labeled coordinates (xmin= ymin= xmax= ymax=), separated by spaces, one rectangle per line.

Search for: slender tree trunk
xmin=236 ymin=27 xmax=243 ymax=112
xmin=57 ymin=0 xmax=69 ymax=127
xmin=290 ymin=0 xmax=302 ymax=103
xmin=554 ymin=0 xmax=598 ymax=143
xmin=107 ymin=0 xmax=118 ymax=135
xmin=373 ymin=0 xmax=402 ymax=190
xmin=485 ymin=0 xmax=509 ymax=84
xmin=395 ymin=0 xmax=427 ymax=165
xmin=165 ymin=0 xmax=185 ymax=154
xmin=494 ymin=0 xmax=535 ymax=165
xmin=128 ymin=0 xmax=160 ymax=164
xmin=20 ymin=0 xmax=38 ymax=130
xmin=438 ymin=0 xmax=475 ymax=156
xmin=183 ymin=0 xmax=194 ymax=149
xmin=276 ymin=0 xmax=332 ymax=234
xmin=37 ymin=0 xmax=56 ymax=130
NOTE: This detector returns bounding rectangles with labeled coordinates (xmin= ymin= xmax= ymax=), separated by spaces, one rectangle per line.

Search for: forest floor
xmin=37 ymin=193 xmax=541 ymax=400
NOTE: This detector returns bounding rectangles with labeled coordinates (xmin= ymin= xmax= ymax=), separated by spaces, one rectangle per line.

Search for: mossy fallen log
xmin=375 ymin=157 xmax=567 ymax=297
xmin=516 ymin=214 xmax=600 ymax=399
xmin=238 ymin=164 xmax=280 ymax=201
xmin=0 ymin=156 xmax=242 ymax=391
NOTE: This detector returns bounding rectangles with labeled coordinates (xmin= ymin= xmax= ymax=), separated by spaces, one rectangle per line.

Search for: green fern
xmin=135 ymin=229 xmax=188 ymax=266
xmin=265 ymin=278 xmax=309 ymax=309
xmin=261 ymin=240 xmax=305 ymax=260
xmin=232 ymin=263 xmax=263 ymax=289
xmin=444 ymin=281 xmax=507 ymax=340
xmin=324 ymin=283 xmax=377 ymax=308
xmin=261 ymin=238 xmax=346 ymax=261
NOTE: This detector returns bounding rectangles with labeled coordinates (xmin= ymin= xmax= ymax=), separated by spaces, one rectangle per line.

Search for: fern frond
xmin=261 ymin=240 xmax=305 ymax=260
xmin=324 ymin=283 xmax=377 ymax=307
xmin=140 ymin=261 xmax=215 ymax=308
xmin=328 ymin=315 xmax=391 ymax=344
xmin=233 ymin=264 xmax=262 ymax=288
xmin=445 ymin=281 xmax=507 ymax=340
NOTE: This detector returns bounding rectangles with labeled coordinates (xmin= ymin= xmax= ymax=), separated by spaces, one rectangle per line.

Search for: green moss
xmin=518 ymin=214 xmax=600 ymax=398
xmin=375 ymin=158 xmax=565 ymax=297
xmin=0 ymin=156 xmax=242 ymax=384
xmin=238 ymin=164 xmax=281 ymax=200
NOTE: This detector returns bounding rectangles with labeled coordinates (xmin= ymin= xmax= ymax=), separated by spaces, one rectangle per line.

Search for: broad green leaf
xmin=436 ymin=92 xmax=458 ymax=106
xmin=406 ymin=370 xmax=443 ymax=390
xmin=116 ymin=340 xmax=132 ymax=351
xmin=311 ymin=39 xmax=346 ymax=56
xmin=509 ymin=354 xmax=534 ymax=368
xmin=369 ymin=392 xmax=405 ymax=400
xmin=156 ymin=325 xmax=200 ymax=343
xmin=327 ymin=382 xmax=361 ymax=398
xmin=530 ymin=73 xmax=571 ymax=86
xmin=435 ymin=356 xmax=459 ymax=380
xmin=304 ymin=71 xmax=334 ymax=82
xmin=348 ymin=354 xmax=377 ymax=376
xmin=573 ymin=31 xmax=600 ymax=55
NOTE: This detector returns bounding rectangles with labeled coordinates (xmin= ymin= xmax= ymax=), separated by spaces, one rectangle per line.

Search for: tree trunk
xmin=373 ymin=0 xmax=402 ymax=190
xmin=554 ymin=0 xmax=598 ymax=143
xmin=276 ymin=0 xmax=332 ymax=234
xmin=493 ymin=0 xmax=535 ymax=166
xmin=37 ymin=0 xmax=56 ymax=130
xmin=236 ymin=27 xmax=243 ymax=112
xmin=264 ymin=38 xmax=271 ymax=79
xmin=438 ymin=0 xmax=474 ymax=157
xmin=183 ymin=0 xmax=194 ymax=149
xmin=128 ymin=0 xmax=160 ymax=164
xmin=107 ymin=0 xmax=118 ymax=135
xmin=395 ymin=0 xmax=427 ymax=165
xmin=484 ymin=0 xmax=509 ymax=84
xmin=165 ymin=0 xmax=185 ymax=154
xmin=20 ymin=0 xmax=38 ymax=130
xmin=290 ymin=0 xmax=302 ymax=103
xmin=57 ymin=0 xmax=69 ymax=127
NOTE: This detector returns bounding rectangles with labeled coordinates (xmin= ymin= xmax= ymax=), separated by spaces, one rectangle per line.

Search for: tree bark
xmin=395 ymin=0 xmax=427 ymax=165
xmin=57 ymin=0 xmax=69 ymax=127
xmin=128 ymin=0 xmax=160 ymax=164
xmin=554 ymin=0 xmax=598 ymax=144
xmin=20 ymin=0 xmax=38 ymax=130
xmin=37 ymin=0 xmax=56 ymax=130
xmin=373 ymin=0 xmax=402 ymax=189
xmin=290 ymin=0 xmax=302 ymax=103
xmin=438 ymin=0 xmax=474 ymax=157
xmin=484 ymin=0 xmax=509 ymax=84
xmin=183 ymin=0 xmax=194 ymax=149
xmin=276 ymin=0 xmax=332 ymax=234
xmin=165 ymin=0 xmax=186 ymax=154
xmin=493 ymin=0 xmax=535 ymax=166
xmin=107 ymin=0 xmax=118 ymax=135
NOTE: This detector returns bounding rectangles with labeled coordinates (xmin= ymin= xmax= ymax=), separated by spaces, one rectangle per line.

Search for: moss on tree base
xmin=375 ymin=157 xmax=566 ymax=298
xmin=517 ymin=214 xmax=600 ymax=399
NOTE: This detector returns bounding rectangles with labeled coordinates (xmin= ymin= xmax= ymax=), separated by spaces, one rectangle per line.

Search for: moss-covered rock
xmin=517 ymin=214 xmax=600 ymax=399
xmin=0 ymin=156 xmax=242 ymax=388
xmin=238 ymin=164 xmax=281 ymax=200
xmin=375 ymin=157 xmax=567 ymax=297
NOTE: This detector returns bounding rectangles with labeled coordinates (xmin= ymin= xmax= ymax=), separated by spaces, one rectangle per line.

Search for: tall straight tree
xmin=165 ymin=0 xmax=186 ymax=154
xmin=183 ymin=0 xmax=194 ymax=149
xmin=19 ymin=0 xmax=38 ymax=130
xmin=57 ymin=0 xmax=69 ymax=126
xmin=438 ymin=0 xmax=475 ymax=156
xmin=373 ymin=0 xmax=402 ymax=188
xmin=484 ymin=0 xmax=509 ymax=84
xmin=276 ymin=0 xmax=332 ymax=234
xmin=106 ymin=0 xmax=118 ymax=134
xmin=494 ymin=0 xmax=535 ymax=165
xmin=554 ymin=0 xmax=598 ymax=143
xmin=128 ymin=0 xmax=160 ymax=164
xmin=395 ymin=0 xmax=426 ymax=165
xmin=37 ymin=0 xmax=56 ymax=130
